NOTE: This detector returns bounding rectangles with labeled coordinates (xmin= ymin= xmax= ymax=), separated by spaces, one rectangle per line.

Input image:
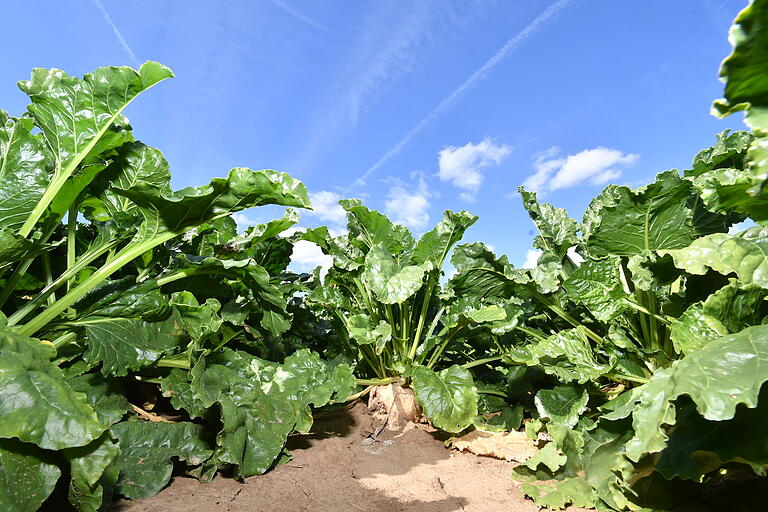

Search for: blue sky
xmin=1 ymin=0 xmax=748 ymax=271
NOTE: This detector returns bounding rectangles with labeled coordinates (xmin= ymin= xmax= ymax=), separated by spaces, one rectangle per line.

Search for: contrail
xmin=267 ymin=0 xmax=330 ymax=33
xmin=92 ymin=0 xmax=140 ymax=66
xmin=352 ymin=0 xmax=574 ymax=188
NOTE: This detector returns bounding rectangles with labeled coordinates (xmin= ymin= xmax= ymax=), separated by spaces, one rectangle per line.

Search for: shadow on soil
xmin=109 ymin=402 xmax=471 ymax=512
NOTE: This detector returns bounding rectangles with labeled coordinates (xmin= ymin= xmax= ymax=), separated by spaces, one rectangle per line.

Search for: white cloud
xmin=307 ymin=190 xmax=347 ymax=225
xmin=289 ymin=240 xmax=333 ymax=277
xmin=522 ymin=249 xmax=542 ymax=268
xmin=438 ymin=138 xmax=511 ymax=201
xmin=355 ymin=0 xmax=575 ymax=186
xmin=567 ymin=246 xmax=584 ymax=266
xmin=385 ymin=175 xmax=431 ymax=230
xmin=523 ymin=147 xmax=639 ymax=193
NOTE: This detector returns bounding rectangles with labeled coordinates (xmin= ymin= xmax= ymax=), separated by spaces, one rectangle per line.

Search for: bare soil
xmin=112 ymin=402 xmax=587 ymax=512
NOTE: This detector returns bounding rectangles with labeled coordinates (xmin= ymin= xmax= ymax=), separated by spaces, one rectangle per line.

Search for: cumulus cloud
xmin=289 ymin=240 xmax=333 ymax=277
xmin=385 ymin=175 xmax=431 ymax=230
xmin=307 ymin=190 xmax=347 ymax=225
xmin=438 ymin=138 xmax=511 ymax=201
xmin=522 ymin=249 xmax=542 ymax=268
xmin=523 ymin=147 xmax=639 ymax=193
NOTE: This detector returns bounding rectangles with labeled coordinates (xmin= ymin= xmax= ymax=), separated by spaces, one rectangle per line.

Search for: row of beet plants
xmin=1 ymin=1 xmax=767 ymax=511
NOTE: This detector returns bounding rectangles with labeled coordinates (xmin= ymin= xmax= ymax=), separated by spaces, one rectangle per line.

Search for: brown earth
xmin=112 ymin=402 xmax=587 ymax=512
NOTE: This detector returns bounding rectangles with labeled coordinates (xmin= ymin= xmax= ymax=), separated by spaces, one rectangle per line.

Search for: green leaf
xmin=448 ymin=242 xmax=529 ymax=301
xmin=684 ymin=131 xmax=767 ymax=220
xmin=339 ymin=199 xmax=415 ymax=254
xmin=412 ymin=210 xmax=477 ymax=268
xmin=520 ymin=442 xmax=567 ymax=473
xmin=662 ymin=227 xmax=768 ymax=288
xmin=519 ymin=187 xmax=580 ymax=258
xmin=583 ymin=171 xmax=715 ymax=257
xmin=442 ymin=298 xmax=507 ymax=330
xmin=0 ymin=438 xmax=61 ymax=512
xmin=701 ymin=278 xmax=768 ymax=332
xmin=81 ymin=142 xmax=172 ymax=223
xmin=669 ymin=303 xmax=729 ymax=354
xmin=521 ymin=477 xmax=595 ymax=510
xmin=170 ymin=292 xmax=223 ymax=342
xmin=77 ymin=313 xmax=184 ymax=377
xmin=712 ymin=1 xmax=768 ymax=204
xmin=363 ymin=243 xmax=427 ymax=304
xmin=562 ymin=256 xmax=628 ymax=322
xmin=713 ymin=0 xmax=768 ymax=137
xmin=163 ymin=256 xmax=291 ymax=337
xmin=534 ymin=385 xmax=589 ymax=429
xmin=655 ymin=396 xmax=768 ymax=481
xmin=0 ymin=112 xmax=51 ymax=231
xmin=411 ymin=364 xmax=478 ymax=433
xmin=68 ymin=373 xmax=130 ymax=427
xmin=0 ymin=330 xmax=103 ymax=450
xmin=611 ymin=324 xmax=768 ymax=462
xmin=64 ymin=432 xmax=120 ymax=512
xmin=347 ymin=314 xmax=391 ymax=354
xmin=17 ymin=62 xmax=174 ymax=234
xmin=505 ymin=327 xmax=610 ymax=384
xmin=112 ymin=420 xmax=213 ymax=499
xmin=190 ymin=348 xmax=354 ymax=476
xmin=161 ymin=369 xmax=209 ymax=419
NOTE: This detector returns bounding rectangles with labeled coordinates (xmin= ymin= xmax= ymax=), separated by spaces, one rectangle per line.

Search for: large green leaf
xmin=162 ymin=255 xmax=291 ymax=336
xmin=0 ymin=438 xmax=61 ymax=512
xmin=363 ymin=243 xmax=427 ymax=304
xmin=339 ymin=199 xmax=415 ymax=254
xmin=411 ymin=364 xmax=478 ymax=433
xmin=448 ymin=242 xmax=529 ymax=301
xmin=170 ymin=292 xmax=223 ymax=343
xmin=669 ymin=303 xmax=729 ymax=354
xmin=68 ymin=373 xmax=130 ymax=427
xmin=77 ymin=313 xmax=184 ymax=377
xmin=0 ymin=330 xmax=103 ymax=450
xmin=583 ymin=171 xmax=715 ymax=257
xmin=81 ymin=142 xmax=171 ymax=223
xmin=670 ymin=279 xmax=767 ymax=353
xmin=412 ymin=210 xmax=477 ymax=268
xmin=521 ymin=477 xmax=595 ymax=511
xmin=112 ymin=421 xmax=213 ymax=499
xmin=0 ymin=112 xmax=51 ymax=231
xmin=17 ymin=62 xmax=173 ymax=234
xmin=662 ymin=226 xmax=768 ymax=288
xmin=684 ymin=131 xmax=768 ymax=220
xmin=603 ymin=324 xmax=768 ymax=462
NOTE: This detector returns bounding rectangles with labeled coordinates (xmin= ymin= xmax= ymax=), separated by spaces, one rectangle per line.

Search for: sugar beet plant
xmin=0 ymin=63 xmax=356 ymax=511
xmin=298 ymin=203 xmax=516 ymax=432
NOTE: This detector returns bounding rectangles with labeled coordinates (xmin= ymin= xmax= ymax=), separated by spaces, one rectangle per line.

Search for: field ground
xmin=111 ymin=402 xmax=587 ymax=512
